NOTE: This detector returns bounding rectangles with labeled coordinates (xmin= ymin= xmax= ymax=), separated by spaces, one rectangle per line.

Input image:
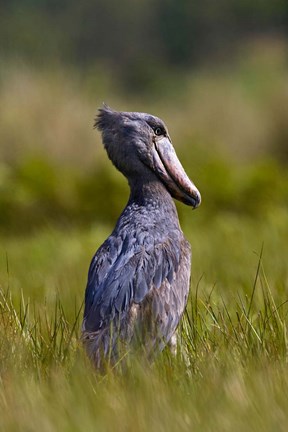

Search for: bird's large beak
xmin=152 ymin=137 xmax=201 ymax=208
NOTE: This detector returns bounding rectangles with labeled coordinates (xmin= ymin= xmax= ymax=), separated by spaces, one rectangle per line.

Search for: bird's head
xmin=95 ymin=105 xmax=201 ymax=208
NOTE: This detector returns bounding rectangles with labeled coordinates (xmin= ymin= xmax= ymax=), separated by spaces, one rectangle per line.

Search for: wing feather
xmin=83 ymin=232 xmax=180 ymax=333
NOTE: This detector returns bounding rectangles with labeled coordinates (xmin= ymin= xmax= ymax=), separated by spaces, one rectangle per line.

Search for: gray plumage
xmin=82 ymin=106 xmax=201 ymax=368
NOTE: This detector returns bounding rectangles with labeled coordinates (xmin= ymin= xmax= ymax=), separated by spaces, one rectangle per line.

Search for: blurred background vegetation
xmin=0 ymin=0 xmax=288 ymax=235
xmin=1 ymin=2 xmax=288 ymax=430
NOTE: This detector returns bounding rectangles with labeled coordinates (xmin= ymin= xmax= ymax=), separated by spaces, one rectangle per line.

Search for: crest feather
xmin=94 ymin=104 xmax=119 ymax=131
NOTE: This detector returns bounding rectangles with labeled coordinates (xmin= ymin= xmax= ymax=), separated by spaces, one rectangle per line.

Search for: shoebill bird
xmin=82 ymin=106 xmax=201 ymax=368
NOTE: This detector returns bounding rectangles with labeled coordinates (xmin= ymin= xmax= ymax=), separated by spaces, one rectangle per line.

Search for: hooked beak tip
xmin=187 ymin=187 xmax=201 ymax=209
xmin=193 ymin=190 xmax=201 ymax=208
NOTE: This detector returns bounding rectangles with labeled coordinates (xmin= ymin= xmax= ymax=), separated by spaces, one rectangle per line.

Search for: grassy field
xmin=1 ymin=209 xmax=288 ymax=431
xmin=1 ymin=50 xmax=288 ymax=430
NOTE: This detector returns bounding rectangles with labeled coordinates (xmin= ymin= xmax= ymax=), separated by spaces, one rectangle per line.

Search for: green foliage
xmin=1 ymin=154 xmax=287 ymax=233
xmin=194 ymin=158 xmax=288 ymax=216
xmin=1 ymin=0 xmax=288 ymax=90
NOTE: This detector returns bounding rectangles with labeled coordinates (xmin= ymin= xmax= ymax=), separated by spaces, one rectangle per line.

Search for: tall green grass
xmin=1 ymin=211 xmax=287 ymax=431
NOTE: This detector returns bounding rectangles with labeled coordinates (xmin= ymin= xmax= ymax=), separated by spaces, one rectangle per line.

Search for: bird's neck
xmin=128 ymin=178 xmax=179 ymax=220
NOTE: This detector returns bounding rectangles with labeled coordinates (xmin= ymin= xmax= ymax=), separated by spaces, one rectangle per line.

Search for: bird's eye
xmin=154 ymin=127 xmax=164 ymax=136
